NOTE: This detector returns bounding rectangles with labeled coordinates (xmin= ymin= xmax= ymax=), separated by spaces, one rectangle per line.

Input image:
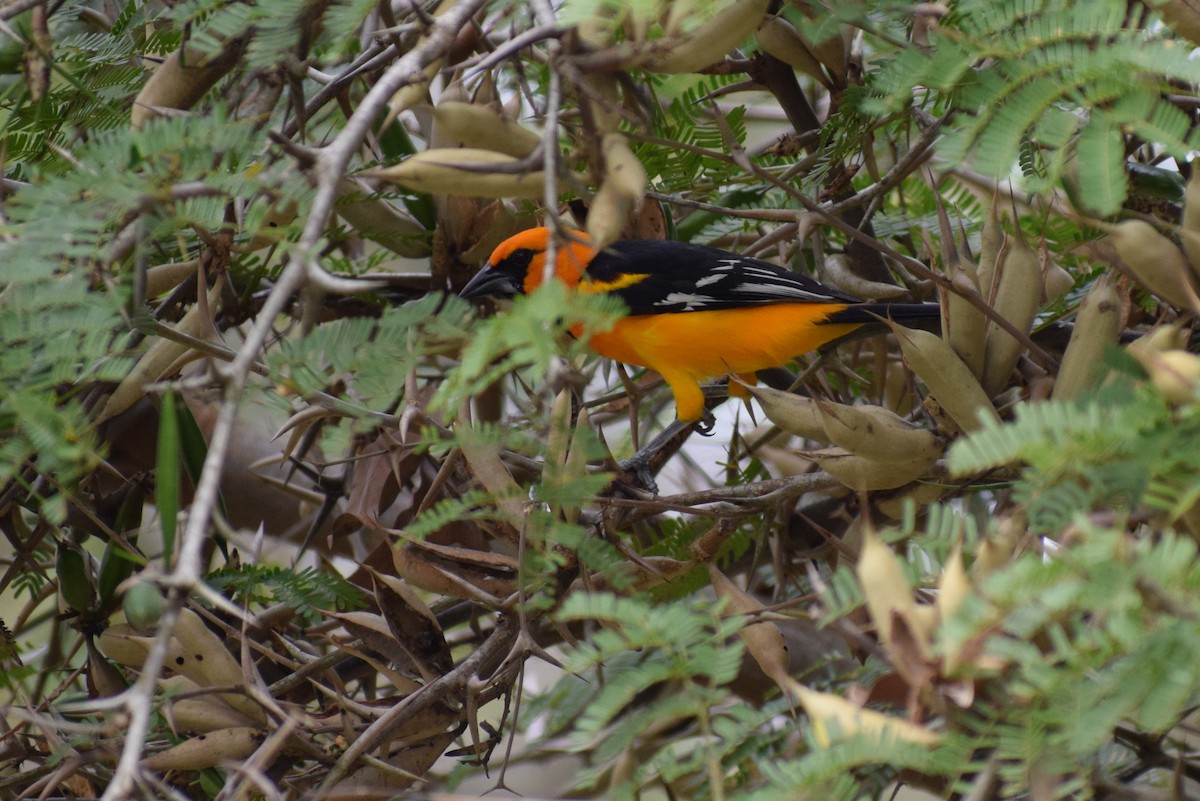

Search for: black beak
xmin=459 ymin=267 xmax=523 ymax=300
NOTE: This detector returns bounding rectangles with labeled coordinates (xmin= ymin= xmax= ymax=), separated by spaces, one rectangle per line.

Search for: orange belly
xmin=584 ymin=304 xmax=861 ymax=379
xmin=570 ymin=303 xmax=863 ymax=420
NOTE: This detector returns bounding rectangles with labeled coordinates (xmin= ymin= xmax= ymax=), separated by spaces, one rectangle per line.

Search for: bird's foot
xmin=617 ymin=449 xmax=660 ymax=495
xmin=696 ymin=412 xmax=717 ymax=436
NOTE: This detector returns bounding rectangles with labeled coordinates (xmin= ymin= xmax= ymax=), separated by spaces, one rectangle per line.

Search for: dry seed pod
xmin=1183 ymin=169 xmax=1200 ymax=278
xmin=97 ymin=624 xmax=187 ymax=670
xmin=334 ymin=178 xmax=431 ymax=257
xmin=600 ymin=133 xmax=647 ymax=201
xmin=816 ymin=401 xmax=943 ymax=464
xmin=894 ymin=325 xmax=1000 ymax=432
xmin=936 ymin=546 xmax=970 ymax=624
xmin=96 ymin=277 xmax=224 ymax=423
xmin=1051 ymin=276 xmax=1125 ymax=401
xmin=577 ymin=71 xmax=623 ymax=138
xmin=755 ymin=16 xmax=828 ymax=85
xmin=1147 ymin=350 xmax=1200 ymax=404
xmin=1041 ymin=261 xmax=1074 ymax=302
xmin=1155 ymin=0 xmax=1200 ymax=47
xmin=384 ymin=60 xmax=441 ymax=132
xmin=977 ymin=203 xmax=1004 ymax=306
xmin=822 ymin=254 xmax=910 ymax=299
xmin=430 ymin=101 xmax=542 ymax=158
xmin=159 ymin=676 xmax=261 ymax=734
xmin=87 ymin=637 xmax=128 ymax=698
xmin=586 ymin=134 xmax=648 ymax=248
xmin=367 ymin=149 xmax=554 ymax=199
xmin=875 ymin=482 xmax=947 ymax=520
xmin=743 ymin=384 xmax=828 ymax=440
xmin=709 ymin=565 xmax=790 ymax=688
xmin=809 ymin=27 xmax=849 ymax=84
xmin=144 ymin=260 xmax=199 ymax=299
xmin=811 ymin=446 xmax=937 ymax=491
xmin=937 ymin=546 xmax=974 ymax=676
xmin=945 ymin=261 xmax=987 ymax=380
xmin=640 ymin=0 xmax=771 ymax=73
xmin=131 ymin=43 xmax=244 ymax=129
xmin=1127 ymin=323 xmax=1188 ymax=366
xmin=172 ymin=608 xmax=265 ymax=723
xmin=586 ymin=181 xmax=632 ymax=251
xmin=142 ymin=727 xmax=264 ymax=771
xmin=241 ymin=199 xmax=298 ymax=252
xmin=1108 ymin=220 xmax=1197 ymax=311
xmin=982 ymin=234 xmax=1042 ymax=396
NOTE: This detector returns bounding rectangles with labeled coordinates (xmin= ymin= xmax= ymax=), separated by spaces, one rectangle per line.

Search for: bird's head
xmin=459 ymin=227 xmax=597 ymax=300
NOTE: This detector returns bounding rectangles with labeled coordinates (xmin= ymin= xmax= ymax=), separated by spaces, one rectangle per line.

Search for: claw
xmin=696 ymin=412 xmax=717 ymax=436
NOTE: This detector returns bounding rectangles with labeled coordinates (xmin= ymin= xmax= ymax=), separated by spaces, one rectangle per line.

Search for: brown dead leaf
xmin=708 ymin=565 xmax=790 ymax=690
xmin=368 ymin=568 xmax=453 ymax=678
xmin=391 ymin=537 xmax=517 ymax=602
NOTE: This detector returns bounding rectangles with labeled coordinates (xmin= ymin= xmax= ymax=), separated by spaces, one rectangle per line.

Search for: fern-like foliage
xmin=541 ymin=592 xmax=748 ymax=798
xmin=206 ymin=564 xmax=364 ymax=625
xmin=948 ymin=371 xmax=1200 ymax=533
xmin=864 ymin=0 xmax=1200 ymax=214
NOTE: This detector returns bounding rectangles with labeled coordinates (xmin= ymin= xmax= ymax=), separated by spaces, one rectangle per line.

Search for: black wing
xmin=585 ymin=239 xmax=863 ymax=315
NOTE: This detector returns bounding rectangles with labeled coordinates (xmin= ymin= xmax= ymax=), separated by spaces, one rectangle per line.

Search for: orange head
xmin=459 ymin=227 xmax=598 ymax=299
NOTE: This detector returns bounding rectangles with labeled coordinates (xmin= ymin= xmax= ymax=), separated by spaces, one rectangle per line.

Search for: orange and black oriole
xmin=460 ymin=227 xmax=940 ymax=422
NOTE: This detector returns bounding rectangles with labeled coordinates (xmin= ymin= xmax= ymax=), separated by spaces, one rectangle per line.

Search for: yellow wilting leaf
xmin=784 ymin=679 xmax=939 ymax=747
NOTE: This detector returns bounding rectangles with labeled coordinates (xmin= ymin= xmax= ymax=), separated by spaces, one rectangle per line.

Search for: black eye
xmin=504 ymin=248 xmax=534 ymax=270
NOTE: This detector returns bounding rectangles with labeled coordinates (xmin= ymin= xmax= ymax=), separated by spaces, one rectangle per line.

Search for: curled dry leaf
xmin=392 ymin=535 xmax=518 ymax=602
xmin=368 ymin=568 xmax=453 ymax=677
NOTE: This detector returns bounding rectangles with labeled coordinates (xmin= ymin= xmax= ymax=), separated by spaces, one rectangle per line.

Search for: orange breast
xmin=581 ymin=303 xmax=862 ymax=380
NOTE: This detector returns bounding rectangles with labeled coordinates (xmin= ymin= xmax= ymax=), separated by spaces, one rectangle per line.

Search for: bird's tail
xmin=823 ymin=303 xmax=941 ymax=326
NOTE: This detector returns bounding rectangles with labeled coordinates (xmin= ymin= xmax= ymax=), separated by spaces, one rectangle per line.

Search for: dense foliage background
xmin=4 ymin=0 xmax=1200 ymax=798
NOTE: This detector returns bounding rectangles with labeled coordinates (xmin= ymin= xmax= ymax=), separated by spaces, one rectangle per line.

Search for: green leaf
xmin=156 ymin=387 xmax=181 ymax=563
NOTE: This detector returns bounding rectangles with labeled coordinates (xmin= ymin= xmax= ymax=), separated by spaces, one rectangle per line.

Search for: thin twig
xmin=318 ymin=611 xmax=517 ymax=789
xmin=101 ymin=2 xmax=487 ymax=796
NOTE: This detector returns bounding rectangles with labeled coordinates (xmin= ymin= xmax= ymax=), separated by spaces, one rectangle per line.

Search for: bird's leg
xmin=615 ymin=378 xmax=726 ymax=493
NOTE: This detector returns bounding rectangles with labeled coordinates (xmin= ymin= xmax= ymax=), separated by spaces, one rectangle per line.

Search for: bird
xmin=459 ymin=227 xmax=941 ymax=423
